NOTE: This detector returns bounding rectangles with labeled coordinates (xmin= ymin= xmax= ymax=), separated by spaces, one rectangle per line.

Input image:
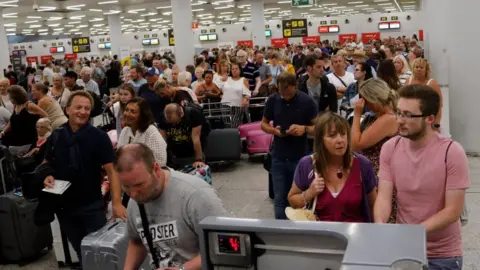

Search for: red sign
xmin=237 ymin=40 xmax=253 ymax=48
xmin=49 ymin=47 xmax=57 ymax=53
xmin=65 ymin=53 xmax=77 ymax=60
xmin=40 ymin=55 xmax=53 ymax=65
xmin=418 ymin=29 xmax=424 ymax=41
xmin=361 ymin=32 xmax=381 ymax=43
xmin=318 ymin=26 xmax=329 ymax=33
xmin=270 ymin=38 xmax=288 ymax=48
xmin=26 ymin=56 xmax=38 ymax=64
xmin=338 ymin=34 xmax=358 ymax=44
xmin=302 ymin=36 xmax=320 ymax=44
xmin=192 ymin=22 xmax=199 ymax=29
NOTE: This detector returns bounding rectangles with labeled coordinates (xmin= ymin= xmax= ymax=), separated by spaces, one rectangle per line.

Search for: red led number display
xmin=218 ymin=234 xmax=241 ymax=254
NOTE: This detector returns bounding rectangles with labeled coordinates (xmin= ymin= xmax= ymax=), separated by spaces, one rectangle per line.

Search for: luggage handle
xmin=106 ymin=221 xmax=120 ymax=231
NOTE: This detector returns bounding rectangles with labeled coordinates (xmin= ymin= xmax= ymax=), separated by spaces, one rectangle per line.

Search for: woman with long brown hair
xmin=287 ymin=112 xmax=377 ymax=222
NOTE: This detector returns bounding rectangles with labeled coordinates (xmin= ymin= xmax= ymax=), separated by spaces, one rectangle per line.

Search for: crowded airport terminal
xmin=0 ymin=0 xmax=477 ymax=269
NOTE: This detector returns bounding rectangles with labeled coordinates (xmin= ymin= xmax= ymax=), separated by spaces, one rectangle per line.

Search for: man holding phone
xmin=261 ymin=72 xmax=318 ymax=219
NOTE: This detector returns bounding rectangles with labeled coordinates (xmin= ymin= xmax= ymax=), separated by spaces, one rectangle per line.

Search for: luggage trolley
xmin=247 ymin=97 xmax=267 ymax=123
xmin=199 ymin=217 xmax=428 ymax=270
xmin=202 ymin=101 xmax=232 ymax=129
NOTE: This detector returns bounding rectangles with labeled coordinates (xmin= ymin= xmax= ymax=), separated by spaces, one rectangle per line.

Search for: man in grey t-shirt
xmin=115 ymin=144 xmax=229 ymax=270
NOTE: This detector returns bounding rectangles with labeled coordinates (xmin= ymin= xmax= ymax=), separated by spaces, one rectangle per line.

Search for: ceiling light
xmin=66 ymin=4 xmax=85 ymax=10
xmin=322 ymin=3 xmax=338 ymax=5
xmin=89 ymin=9 xmax=103 ymax=12
xmin=378 ymin=3 xmax=393 ymax=5
xmin=38 ymin=29 xmax=49 ymax=32
xmin=47 ymin=17 xmax=62 ymax=21
xmin=89 ymin=18 xmax=104 ymax=22
xmin=71 ymin=15 xmax=85 ymax=19
xmin=27 ymin=16 xmax=41 ymax=19
xmin=3 ymin=23 xmax=15 ymax=26
xmin=5 ymin=28 xmax=15 ymax=31
xmin=98 ymin=0 xmax=118 ymax=4
xmin=140 ymin=12 xmax=157 ymax=16
xmin=277 ymin=1 xmax=290 ymax=3
xmin=192 ymin=8 xmax=204 ymax=12
xmin=214 ymin=5 xmax=234 ymax=9
xmin=162 ymin=12 xmax=172 ymax=15
xmin=38 ymin=6 xmax=56 ymax=11
xmin=212 ymin=0 xmax=233 ymax=4
xmin=373 ymin=0 xmax=390 ymax=1
xmin=0 ymin=4 xmax=17 ymax=7
xmin=68 ymin=21 xmax=81 ymax=24
xmin=104 ymin=10 xmax=121 ymax=15
xmin=53 ymin=28 xmax=63 ymax=31
xmin=355 ymin=4 xmax=369 ymax=7
xmin=220 ymin=11 xmax=233 ymax=14
xmin=2 ymin=12 xmax=17 ymax=18
xmin=348 ymin=1 xmax=363 ymax=3
xmin=128 ymin=8 xmax=146 ymax=13
xmin=47 ymin=23 xmax=60 ymax=27
xmin=29 ymin=25 xmax=42 ymax=28
xmin=156 ymin=5 xmax=171 ymax=9
xmin=192 ymin=1 xmax=207 ymax=6
xmin=25 ymin=20 xmax=39 ymax=24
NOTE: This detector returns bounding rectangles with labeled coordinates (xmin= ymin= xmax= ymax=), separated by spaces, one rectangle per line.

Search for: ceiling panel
xmin=0 ymin=0 xmax=419 ymax=36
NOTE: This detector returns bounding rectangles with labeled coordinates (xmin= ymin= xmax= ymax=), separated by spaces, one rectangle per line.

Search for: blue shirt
xmin=241 ymin=61 xmax=259 ymax=92
xmin=129 ymin=78 xmax=147 ymax=94
xmin=45 ymin=123 xmax=114 ymax=207
xmin=138 ymin=84 xmax=169 ymax=125
xmin=263 ymin=92 xmax=318 ymax=160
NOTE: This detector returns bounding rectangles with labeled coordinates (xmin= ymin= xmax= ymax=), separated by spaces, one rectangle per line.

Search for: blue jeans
xmin=271 ymin=157 xmax=300 ymax=219
xmin=428 ymin=256 xmax=463 ymax=270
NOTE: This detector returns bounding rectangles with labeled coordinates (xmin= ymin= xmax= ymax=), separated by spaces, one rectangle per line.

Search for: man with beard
xmin=374 ymin=84 xmax=469 ymax=270
xmin=117 ymin=144 xmax=228 ymax=270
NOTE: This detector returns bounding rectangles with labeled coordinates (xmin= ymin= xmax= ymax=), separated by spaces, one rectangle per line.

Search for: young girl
xmin=111 ymin=84 xmax=136 ymax=137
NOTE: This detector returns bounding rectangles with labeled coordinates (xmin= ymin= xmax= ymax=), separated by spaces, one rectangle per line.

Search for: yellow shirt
xmin=285 ymin=64 xmax=295 ymax=74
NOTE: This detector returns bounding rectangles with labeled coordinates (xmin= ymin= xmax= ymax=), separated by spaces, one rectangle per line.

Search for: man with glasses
xmin=374 ymin=85 xmax=469 ymax=270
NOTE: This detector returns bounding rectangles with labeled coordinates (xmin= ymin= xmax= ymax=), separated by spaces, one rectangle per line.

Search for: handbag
xmin=263 ymin=135 xmax=274 ymax=172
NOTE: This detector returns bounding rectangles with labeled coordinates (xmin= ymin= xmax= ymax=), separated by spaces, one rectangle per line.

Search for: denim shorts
xmin=428 ymin=256 xmax=463 ymax=270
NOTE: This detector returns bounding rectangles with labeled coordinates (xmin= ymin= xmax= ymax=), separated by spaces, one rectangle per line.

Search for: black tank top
xmin=9 ymin=102 xmax=40 ymax=146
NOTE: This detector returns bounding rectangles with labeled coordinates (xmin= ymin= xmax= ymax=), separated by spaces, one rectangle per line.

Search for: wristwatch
xmin=179 ymin=266 xmax=187 ymax=270
xmin=304 ymin=126 xmax=308 ymax=134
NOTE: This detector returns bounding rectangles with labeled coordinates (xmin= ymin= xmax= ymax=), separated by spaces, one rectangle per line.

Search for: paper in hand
xmin=42 ymin=180 xmax=71 ymax=195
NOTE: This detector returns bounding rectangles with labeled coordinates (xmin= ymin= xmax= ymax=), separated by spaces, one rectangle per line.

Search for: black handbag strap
xmin=138 ymin=204 xmax=160 ymax=269
xmin=333 ymin=73 xmax=348 ymax=88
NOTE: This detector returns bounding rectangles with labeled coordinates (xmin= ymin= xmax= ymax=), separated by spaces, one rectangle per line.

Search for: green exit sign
xmin=291 ymin=0 xmax=314 ymax=7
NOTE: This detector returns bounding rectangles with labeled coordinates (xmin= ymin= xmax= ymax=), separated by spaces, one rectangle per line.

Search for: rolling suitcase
xmin=81 ymin=221 xmax=151 ymax=270
xmin=0 ymin=192 xmax=53 ymax=263
xmin=51 ymin=215 xmax=79 ymax=267
xmin=246 ymin=130 xmax=273 ymax=156
xmin=238 ymin=121 xmax=261 ymax=140
xmin=204 ymin=128 xmax=241 ymax=163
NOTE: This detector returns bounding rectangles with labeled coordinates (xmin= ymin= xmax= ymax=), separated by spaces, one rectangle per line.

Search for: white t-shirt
xmin=1 ymin=94 xmax=13 ymax=113
xmin=43 ymin=67 xmax=54 ymax=86
xmin=220 ymin=77 xmax=251 ymax=107
xmin=327 ymin=72 xmax=355 ymax=108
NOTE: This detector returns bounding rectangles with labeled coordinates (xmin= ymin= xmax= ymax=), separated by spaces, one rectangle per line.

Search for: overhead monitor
xmin=378 ymin=22 xmax=389 ymax=30
xmin=328 ymin=25 xmax=339 ymax=33
xmin=57 ymin=46 xmax=65 ymax=53
xmin=105 ymin=43 xmax=111 ymax=49
xmin=389 ymin=22 xmax=401 ymax=29
xmin=208 ymin=34 xmax=218 ymax=41
xmin=199 ymin=35 xmax=208 ymax=41
xmin=97 ymin=43 xmax=106 ymax=49
xmin=265 ymin=29 xmax=272 ymax=37
xmin=142 ymin=39 xmax=151 ymax=45
xmin=318 ymin=26 xmax=329 ymax=33
xmin=150 ymin=38 xmax=159 ymax=45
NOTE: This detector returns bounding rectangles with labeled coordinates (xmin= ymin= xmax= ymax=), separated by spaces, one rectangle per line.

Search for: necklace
xmin=336 ymin=168 xmax=343 ymax=179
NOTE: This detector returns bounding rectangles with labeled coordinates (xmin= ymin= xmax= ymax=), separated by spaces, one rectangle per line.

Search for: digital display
xmin=217 ymin=234 xmax=241 ymax=254
xmin=208 ymin=34 xmax=218 ymax=41
xmin=97 ymin=43 xmax=106 ymax=49
xmin=142 ymin=39 xmax=151 ymax=45
xmin=57 ymin=46 xmax=65 ymax=53
xmin=105 ymin=43 xmax=111 ymax=49
xmin=378 ymin=22 xmax=389 ymax=30
xmin=389 ymin=22 xmax=401 ymax=29
xmin=318 ymin=26 xmax=329 ymax=33
xmin=49 ymin=47 xmax=57 ymax=53
xmin=265 ymin=29 xmax=271 ymax=37
xmin=150 ymin=38 xmax=159 ymax=45
xmin=199 ymin=35 xmax=208 ymax=41
xmin=328 ymin=26 xmax=339 ymax=33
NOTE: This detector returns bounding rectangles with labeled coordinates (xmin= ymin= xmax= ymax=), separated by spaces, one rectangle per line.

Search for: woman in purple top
xmin=287 ymin=112 xmax=377 ymax=222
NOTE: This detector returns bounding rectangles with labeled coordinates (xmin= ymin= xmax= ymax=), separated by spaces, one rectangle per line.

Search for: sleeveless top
xmin=408 ymin=77 xmax=433 ymax=86
xmin=315 ymin=158 xmax=366 ymax=222
xmin=9 ymin=102 xmax=39 ymax=146
xmin=44 ymin=98 xmax=68 ymax=130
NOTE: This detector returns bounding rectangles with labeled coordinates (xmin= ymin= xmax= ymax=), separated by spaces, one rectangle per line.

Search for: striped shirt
xmin=241 ymin=61 xmax=259 ymax=92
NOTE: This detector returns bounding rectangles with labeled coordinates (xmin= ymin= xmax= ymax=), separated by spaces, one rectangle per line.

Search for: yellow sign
xmin=283 ymin=29 xmax=291 ymax=37
xmin=297 ymin=20 xmax=304 ymax=27
xmin=292 ymin=21 xmax=298 ymax=27
xmin=169 ymin=38 xmax=175 ymax=45
xmin=73 ymin=46 xmax=79 ymax=52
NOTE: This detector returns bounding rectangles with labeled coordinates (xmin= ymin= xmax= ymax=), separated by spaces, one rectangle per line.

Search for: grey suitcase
xmin=81 ymin=221 xmax=151 ymax=270
xmin=204 ymin=128 xmax=241 ymax=162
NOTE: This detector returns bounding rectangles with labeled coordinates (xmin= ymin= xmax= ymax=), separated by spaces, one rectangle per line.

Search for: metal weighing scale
xmin=199 ymin=217 xmax=428 ymax=270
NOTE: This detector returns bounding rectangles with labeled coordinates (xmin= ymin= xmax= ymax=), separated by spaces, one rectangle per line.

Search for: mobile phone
xmin=281 ymin=128 xmax=287 ymax=135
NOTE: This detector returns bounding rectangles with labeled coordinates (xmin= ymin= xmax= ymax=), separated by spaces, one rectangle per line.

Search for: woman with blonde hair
xmin=351 ymin=78 xmax=398 ymax=223
xmin=213 ymin=60 xmax=230 ymax=88
xmin=282 ymin=56 xmax=295 ymax=75
xmin=0 ymin=78 xmax=13 ymax=113
xmin=190 ymin=66 xmax=205 ymax=91
xmin=406 ymin=58 xmax=443 ymax=129
xmin=48 ymin=73 xmax=71 ymax=109
xmin=393 ymin=55 xmax=412 ymax=85
xmin=287 ymin=112 xmax=377 ymax=222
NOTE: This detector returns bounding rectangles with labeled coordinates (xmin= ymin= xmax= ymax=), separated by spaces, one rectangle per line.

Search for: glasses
xmin=394 ymin=111 xmax=426 ymax=119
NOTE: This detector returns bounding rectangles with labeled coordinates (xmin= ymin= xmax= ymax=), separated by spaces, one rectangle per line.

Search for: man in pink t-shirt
xmin=375 ymin=84 xmax=469 ymax=270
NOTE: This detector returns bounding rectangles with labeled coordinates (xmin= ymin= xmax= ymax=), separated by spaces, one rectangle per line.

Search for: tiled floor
xmin=1 ymin=156 xmax=479 ymax=269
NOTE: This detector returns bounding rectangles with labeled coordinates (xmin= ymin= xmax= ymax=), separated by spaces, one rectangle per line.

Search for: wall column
xmin=251 ymin=0 xmax=267 ymax=47
xmin=108 ymin=14 xmax=122 ymax=57
xmin=0 ymin=16 xmax=11 ymax=78
xmin=171 ymin=0 xmax=194 ymax=69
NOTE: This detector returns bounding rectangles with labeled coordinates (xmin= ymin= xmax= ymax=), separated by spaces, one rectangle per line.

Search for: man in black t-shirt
xmin=159 ymin=103 xmax=205 ymax=169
